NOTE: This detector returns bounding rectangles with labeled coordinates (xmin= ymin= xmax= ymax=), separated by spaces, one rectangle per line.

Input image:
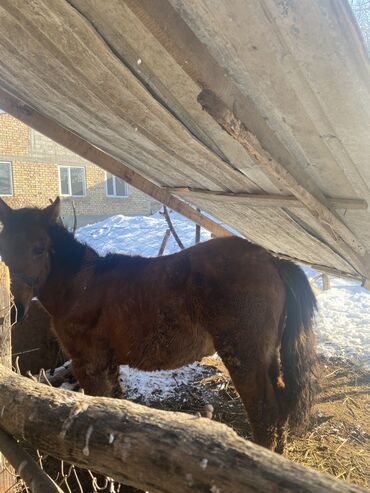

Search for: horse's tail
xmin=277 ymin=260 xmax=318 ymax=432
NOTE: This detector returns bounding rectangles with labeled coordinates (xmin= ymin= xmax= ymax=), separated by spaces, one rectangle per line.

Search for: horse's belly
xmin=127 ymin=325 xmax=215 ymax=372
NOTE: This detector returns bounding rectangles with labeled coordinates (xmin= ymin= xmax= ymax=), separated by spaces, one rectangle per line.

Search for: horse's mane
xmin=48 ymin=223 xmax=150 ymax=275
xmin=49 ymin=223 xmax=94 ymax=272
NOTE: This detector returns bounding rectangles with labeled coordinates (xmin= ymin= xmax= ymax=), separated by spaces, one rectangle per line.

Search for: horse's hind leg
xmin=214 ymin=329 xmax=280 ymax=450
xmin=269 ymin=349 xmax=288 ymax=454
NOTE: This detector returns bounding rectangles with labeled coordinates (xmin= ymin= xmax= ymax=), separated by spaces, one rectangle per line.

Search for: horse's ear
xmin=0 ymin=198 xmax=12 ymax=224
xmin=43 ymin=197 xmax=61 ymax=225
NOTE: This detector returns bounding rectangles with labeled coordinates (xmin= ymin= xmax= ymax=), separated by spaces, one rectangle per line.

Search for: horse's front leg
xmin=72 ymin=357 xmax=123 ymax=398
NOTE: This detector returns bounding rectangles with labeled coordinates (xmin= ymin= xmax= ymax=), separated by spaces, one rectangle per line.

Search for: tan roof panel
xmin=0 ymin=0 xmax=369 ymax=281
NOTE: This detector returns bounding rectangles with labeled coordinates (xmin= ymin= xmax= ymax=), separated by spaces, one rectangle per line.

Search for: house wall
xmin=0 ymin=113 xmax=160 ymax=224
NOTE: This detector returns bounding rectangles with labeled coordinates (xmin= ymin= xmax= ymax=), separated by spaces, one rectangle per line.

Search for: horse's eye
xmin=32 ymin=246 xmax=45 ymax=257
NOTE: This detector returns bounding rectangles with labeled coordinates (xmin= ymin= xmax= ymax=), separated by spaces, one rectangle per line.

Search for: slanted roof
xmin=0 ymin=0 xmax=369 ymax=282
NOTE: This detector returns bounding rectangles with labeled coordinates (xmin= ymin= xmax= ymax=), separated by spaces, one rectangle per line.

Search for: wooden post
xmin=158 ymin=228 xmax=171 ymax=256
xmin=322 ymin=274 xmax=330 ymax=291
xmin=195 ymin=208 xmax=201 ymax=244
xmin=0 ymin=263 xmax=16 ymax=493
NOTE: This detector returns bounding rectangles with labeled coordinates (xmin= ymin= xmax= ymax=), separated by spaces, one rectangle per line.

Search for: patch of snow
xmin=119 ymin=361 xmax=217 ymax=403
xmin=315 ymin=283 xmax=370 ymax=367
xmin=76 ymin=211 xmax=370 ymax=405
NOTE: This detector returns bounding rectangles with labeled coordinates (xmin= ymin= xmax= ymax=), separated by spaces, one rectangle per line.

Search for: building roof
xmin=0 ymin=1 xmax=369 ymax=282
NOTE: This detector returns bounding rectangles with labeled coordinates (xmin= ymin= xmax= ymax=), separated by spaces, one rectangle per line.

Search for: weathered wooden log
xmin=0 ymin=365 xmax=366 ymax=493
xmin=0 ymin=429 xmax=63 ymax=493
xmin=41 ymin=363 xmax=73 ymax=387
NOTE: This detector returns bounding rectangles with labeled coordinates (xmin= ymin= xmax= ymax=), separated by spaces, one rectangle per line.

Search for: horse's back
xmin=87 ymin=236 xmax=285 ymax=370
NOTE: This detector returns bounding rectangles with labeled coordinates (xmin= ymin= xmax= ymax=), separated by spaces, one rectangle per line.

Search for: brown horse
xmin=0 ymin=197 xmax=317 ymax=453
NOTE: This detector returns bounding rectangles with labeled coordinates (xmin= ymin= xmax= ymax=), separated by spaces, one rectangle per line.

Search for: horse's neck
xmin=38 ymin=225 xmax=97 ymax=316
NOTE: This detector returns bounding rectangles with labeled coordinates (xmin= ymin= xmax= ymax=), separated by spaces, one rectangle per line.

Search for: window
xmin=0 ymin=162 xmax=13 ymax=196
xmin=59 ymin=166 xmax=86 ymax=197
xmin=105 ymin=172 xmax=128 ymax=198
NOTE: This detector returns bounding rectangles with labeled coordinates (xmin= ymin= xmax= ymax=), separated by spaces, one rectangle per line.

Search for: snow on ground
xmin=314 ymin=277 xmax=370 ymax=367
xmin=76 ymin=212 xmax=211 ymax=257
xmin=119 ymin=362 xmax=217 ymax=404
xmin=77 ymin=212 xmax=370 ymax=402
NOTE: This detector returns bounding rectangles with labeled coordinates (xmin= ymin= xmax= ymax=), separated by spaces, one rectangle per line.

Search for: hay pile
xmin=185 ymin=356 xmax=370 ymax=489
xmin=136 ymin=354 xmax=369 ymax=489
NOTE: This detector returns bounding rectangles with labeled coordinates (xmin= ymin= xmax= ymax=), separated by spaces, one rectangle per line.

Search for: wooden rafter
xmin=274 ymin=253 xmax=362 ymax=282
xmin=0 ymin=88 xmax=232 ymax=239
xmin=166 ymin=188 xmax=368 ymax=210
xmin=198 ymin=89 xmax=370 ymax=280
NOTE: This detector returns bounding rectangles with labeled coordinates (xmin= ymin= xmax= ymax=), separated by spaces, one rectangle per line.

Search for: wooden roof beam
xmin=165 ymin=188 xmax=368 ymax=210
xmin=0 ymin=87 xmax=232 ymax=239
xmin=198 ymin=89 xmax=370 ymax=280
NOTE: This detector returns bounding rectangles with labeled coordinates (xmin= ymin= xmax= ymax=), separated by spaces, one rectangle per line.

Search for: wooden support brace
xmin=166 ymin=188 xmax=368 ymax=210
xmin=0 ymin=365 xmax=367 ymax=493
xmin=157 ymin=228 xmax=171 ymax=256
xmin=163 ymin=206 xmax=185 ymax=249
xmin=0 ymin=88 xmax=232 ymax=239
xmin=272 ymin=252 xmax=362 ymax=282
xmin=197 ymin=89 xmax=370 ymax=280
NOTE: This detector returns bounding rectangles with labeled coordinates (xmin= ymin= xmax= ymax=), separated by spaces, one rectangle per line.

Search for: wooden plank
xmin=163 ymin=0 xmax=370 ymax=203
xmin=166 ymin=188 xmax=368 ymax=210
xmin=192 ymin=197 xmax=356 ymax=273
xmin=0 ymin=0 xmax=257 ymax=194
xmin=198 ymin=89 xmax=370 ymax=279
xmin=0 ymin=264 xmax=11 ymax=368
xmin=124 ymin=0 xmax=355 ymax=201
xmin=0 ymin=262 xmax=17 ymax=493
xmin=0 ymin=87 xmax=232 ymax=238
xmin=124 ymin=0 xmax=370 ymax=277
xmin=274 ymin=253 xmax=362 ymax=282
xmin=0 ymin=365 xmax=367 ymax=493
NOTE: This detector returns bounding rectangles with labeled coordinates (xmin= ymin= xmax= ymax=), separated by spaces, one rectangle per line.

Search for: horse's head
xmin=0 ymin=197 xmax=61 ymax=323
